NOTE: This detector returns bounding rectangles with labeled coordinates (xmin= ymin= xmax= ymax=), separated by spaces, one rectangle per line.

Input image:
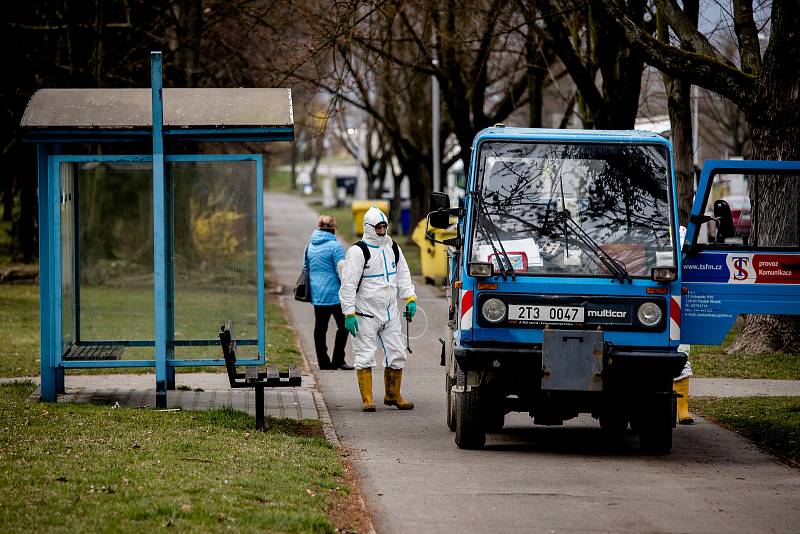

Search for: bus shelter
xmin=21 ymin=52 xmax=293 ymax=407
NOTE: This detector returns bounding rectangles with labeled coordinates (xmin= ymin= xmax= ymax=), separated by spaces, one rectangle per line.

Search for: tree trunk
xmin=14 ymin=181 xmax=37 ymax=263
xmin=728 ymin=18 xmax=800 ymax=353
xmin=728 ymin=119 xmax=800 ymax=353
xmin=667 ymin=82 xmax=695 ymax=227
xmin=658 ymin=1 xmax=696 ymax=226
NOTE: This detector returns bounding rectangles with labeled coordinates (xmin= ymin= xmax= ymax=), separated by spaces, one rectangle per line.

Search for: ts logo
xmin=732 ymin=257 xmax=750 ymax=280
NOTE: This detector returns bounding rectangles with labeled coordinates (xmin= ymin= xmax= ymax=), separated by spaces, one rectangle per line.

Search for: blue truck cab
xmin=429 ymin=126 xmax=800 ymax=453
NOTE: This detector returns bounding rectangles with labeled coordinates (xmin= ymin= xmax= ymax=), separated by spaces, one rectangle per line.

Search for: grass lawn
xmin=266 ymin=168 xmax=294 ymax=193
xmin=690 ymin=329 xmax=800 ymax=380
xmin=690 ymin=396 xmax=800 ymax=467
xmin=0 ymin=284 xmax=300 ymax=377
xmin=0 ymin=381 xmax=350 ymax=532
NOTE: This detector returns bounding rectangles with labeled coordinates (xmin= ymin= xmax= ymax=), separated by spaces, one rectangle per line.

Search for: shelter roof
xmin=22 ymin=88 xmax=293 ymax=129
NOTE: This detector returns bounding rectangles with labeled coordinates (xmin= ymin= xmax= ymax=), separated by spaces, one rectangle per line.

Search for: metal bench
xmin=218 ymin=321 xmax=301 ymax=430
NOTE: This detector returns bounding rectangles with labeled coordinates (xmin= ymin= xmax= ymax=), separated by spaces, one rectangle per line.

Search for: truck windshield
xmin=470 ymin=141 xmax=676 ymax=278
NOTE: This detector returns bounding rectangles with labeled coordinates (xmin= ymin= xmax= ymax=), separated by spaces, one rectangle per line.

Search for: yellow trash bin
xmin=411 ymin=218 xmax=457 ymax=284
xmin=351 ymin=200 xmax=390 ymax=236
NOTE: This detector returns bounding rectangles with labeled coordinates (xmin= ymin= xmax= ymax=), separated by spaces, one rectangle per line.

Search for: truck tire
xmin=640 ymin=423 xmax=672 ymax=454
xmin=483 ymin=407 xmax=505 ymax=433
xmin=599 ymin=413 xmax=628 ymax=436
xmin=454 ymin=370 xmax=485 ymax=449
xmin=481 ymin=391 xmax=505 ymax=433
xmin=637 ymin=395 xmax=675 ymax=454
xmin=446 ymin=373 xmax=456 ymax=432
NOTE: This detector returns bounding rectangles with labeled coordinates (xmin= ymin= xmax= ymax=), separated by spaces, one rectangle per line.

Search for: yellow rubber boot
xmin=357 ymin=368 xmax=376 ymax=412
xmin=674 ymin=376 xmax=694 ymax=424
xmin=384 ymin=368 xmax=414 ymax=410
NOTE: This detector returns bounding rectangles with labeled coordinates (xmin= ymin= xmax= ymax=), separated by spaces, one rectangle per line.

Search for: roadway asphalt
xmin=267 ymin=192 xmax=800 ymax=534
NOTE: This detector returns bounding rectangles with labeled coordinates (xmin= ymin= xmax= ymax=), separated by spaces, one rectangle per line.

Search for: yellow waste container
xmin=411 ymin=218 xmax=457 ymax=284
xmin=351 ymin=200 xmax=390 ymax=236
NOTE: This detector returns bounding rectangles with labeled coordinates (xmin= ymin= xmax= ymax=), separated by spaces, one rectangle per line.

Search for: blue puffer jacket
xmin=306 ymin=229 xmax=346 ymax=306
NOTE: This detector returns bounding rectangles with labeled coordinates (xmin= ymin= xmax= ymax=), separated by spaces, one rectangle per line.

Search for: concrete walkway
xmin=12 ymin=372 xmax=319 ymax=420
xmin=9 ymin=373 xmax=799 ymax=405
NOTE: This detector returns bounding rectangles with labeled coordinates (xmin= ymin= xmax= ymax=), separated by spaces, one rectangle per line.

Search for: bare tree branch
xmin=654 ymin=0 xmax=728 ymax=63
xmin=597 ymin=1 xmax=755 ymax=107
xmin=732 ymin=0 xmax=763 ymax=75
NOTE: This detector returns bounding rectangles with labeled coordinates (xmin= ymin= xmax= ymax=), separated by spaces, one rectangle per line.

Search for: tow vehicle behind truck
xmin=427 ymin=126 xmax=800 ymax=452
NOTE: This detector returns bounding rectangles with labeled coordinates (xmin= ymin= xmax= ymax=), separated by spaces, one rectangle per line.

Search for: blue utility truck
xmin=427 ymin=126 xmax=800 ymax=452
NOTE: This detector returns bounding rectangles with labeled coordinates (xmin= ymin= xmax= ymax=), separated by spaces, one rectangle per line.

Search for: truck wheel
xmin=483 ymin=407 xmax=505 ymax=433
xmin=481 ymin=392 xmax=505 ymax=433
xmin=599 ymin=414 xmax=628 ymax=436
xmin=446 ymin=373 xmax=456 ymax=432
xmin=640 ymin=423 xmax=672 ymax=454
xmin=638 ymin=395 xmax=675 ymax=454
xmin=454 ymin=370 xmax=485 ymax=449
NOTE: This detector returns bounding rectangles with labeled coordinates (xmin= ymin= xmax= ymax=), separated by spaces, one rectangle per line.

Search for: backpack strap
xmin=354 ymin=240 xmax=371 ymax=265
xmin=354 ymin=241 xmax=370 ymax=292
xmin=391 ymin=239 xmax=399 ymax=266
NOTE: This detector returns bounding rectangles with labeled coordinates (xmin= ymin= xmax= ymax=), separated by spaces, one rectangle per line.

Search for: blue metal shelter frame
xmin=27 ymin=52 xmax=293 ymax=407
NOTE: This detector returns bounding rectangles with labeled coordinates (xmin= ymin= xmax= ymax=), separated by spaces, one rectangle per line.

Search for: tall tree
xmin=657 ymin=0 xmax=698 ymax=226
xmin=537 ymin=0 xmax=649 ymax=130
xmin=600 ymin=0 xmax=800 ymax=353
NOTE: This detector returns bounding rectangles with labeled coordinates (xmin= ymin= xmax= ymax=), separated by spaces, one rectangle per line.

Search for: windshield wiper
xmin=549 ymin=161 xmax=630 ymax=283
xmin=475 ymin=193 xmax=516 ymax=281
xmin=554 ymin=209 xmax=631 ymax=283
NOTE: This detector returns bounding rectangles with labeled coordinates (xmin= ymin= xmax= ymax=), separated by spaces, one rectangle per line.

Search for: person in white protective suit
xmin=339 ymin=206 xmax=417 ymax=411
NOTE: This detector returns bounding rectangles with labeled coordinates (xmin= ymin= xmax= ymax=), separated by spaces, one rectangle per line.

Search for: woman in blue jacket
xmin=306 ymin=215 xmax=353 ymax=370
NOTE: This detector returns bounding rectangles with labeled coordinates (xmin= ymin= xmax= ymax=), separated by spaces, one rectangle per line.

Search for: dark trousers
xmin=314 ymin=304 xmax=348 ymax=369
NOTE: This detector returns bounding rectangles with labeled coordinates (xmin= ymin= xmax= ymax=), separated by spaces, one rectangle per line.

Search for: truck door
xmin=681 ymin=160 xmax=800 ymax=344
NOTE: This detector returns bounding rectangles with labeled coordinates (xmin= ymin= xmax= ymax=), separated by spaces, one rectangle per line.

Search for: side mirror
xmin=429 ymin=192 xmax=451 ymax=229
xmin=713 ymin=200 xmax=735 ymax=242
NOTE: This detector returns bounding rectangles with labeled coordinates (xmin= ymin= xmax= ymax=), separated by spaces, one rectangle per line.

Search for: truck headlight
xmin=637 ymin=302 xmax=662 ymax=326
xmin=482 ymin=298 xmax=506 ymax=323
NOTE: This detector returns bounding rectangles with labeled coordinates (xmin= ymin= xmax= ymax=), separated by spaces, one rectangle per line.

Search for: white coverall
xmin=339 ymin=207 xmax=417 ymax=370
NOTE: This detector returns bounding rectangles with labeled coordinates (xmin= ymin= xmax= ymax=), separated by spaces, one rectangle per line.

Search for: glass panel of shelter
xmin=56 ymin=155 xmax=263 ymax=365
xmin=171 ymin=157 xmax=262 ymax=361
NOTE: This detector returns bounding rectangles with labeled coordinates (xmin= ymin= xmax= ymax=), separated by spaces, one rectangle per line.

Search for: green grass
xmin=266 ymin=169 xmax=294 ymax=193
xmin=0 ymin=284 xmax=301 ymax=377
xmin=691 ymin=396 xmax=800 ymax=466
xmin=0 ymin=381 xmax=344 ymax=532
xmin=0 ymin=284 xmax=39 ymax=376
xmin=690 ymin=329 xmax=800 ymax=379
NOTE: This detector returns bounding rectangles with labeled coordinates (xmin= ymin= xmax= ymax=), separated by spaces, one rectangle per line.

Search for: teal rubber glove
xmin=345 ymin=315 xmax=358 ymax=337
xmin=406 ymin=301 xmax=417 ymax=319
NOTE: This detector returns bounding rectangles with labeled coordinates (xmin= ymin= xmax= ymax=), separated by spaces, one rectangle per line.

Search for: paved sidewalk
xmin=7 ymin=373 xmax=800 ymax=404
xmin=7 ymin=373 xmax=319 ymax=420
xmin=691 ymin=377 xmax=800 ymax=397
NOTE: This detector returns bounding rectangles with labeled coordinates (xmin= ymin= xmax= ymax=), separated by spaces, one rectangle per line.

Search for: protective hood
xmin=362 ymin=206 xmax=389 ymax=246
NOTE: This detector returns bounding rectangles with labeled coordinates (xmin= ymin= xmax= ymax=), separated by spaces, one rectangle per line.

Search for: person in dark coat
xmin=306 ymin=215 xmax=353 ymax=370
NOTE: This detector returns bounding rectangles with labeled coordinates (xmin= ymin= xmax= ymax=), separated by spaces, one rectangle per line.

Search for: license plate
xmin=509 ymin=304 xmax=584 ymax=323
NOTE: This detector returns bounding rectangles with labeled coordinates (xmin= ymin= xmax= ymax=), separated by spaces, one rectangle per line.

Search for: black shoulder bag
xmin=294 ymin=244 xmax=312 ymax=302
